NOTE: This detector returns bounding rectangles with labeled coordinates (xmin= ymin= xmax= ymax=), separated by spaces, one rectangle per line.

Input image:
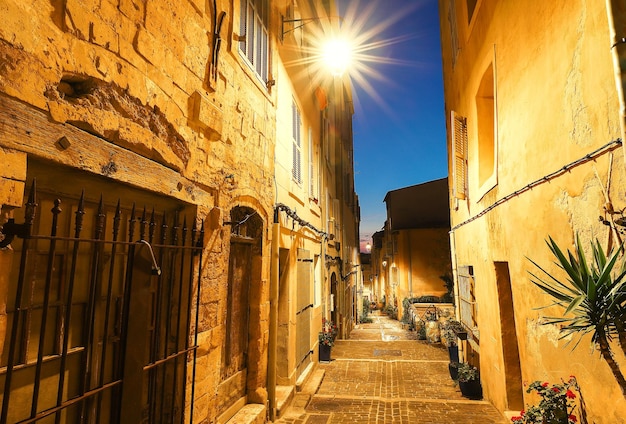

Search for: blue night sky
xmin=336 ymin=0 xmax=448 ymax=249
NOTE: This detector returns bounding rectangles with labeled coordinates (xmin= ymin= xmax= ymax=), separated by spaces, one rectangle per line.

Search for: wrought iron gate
xmin=0 ymin=182 xmax=204 ymax=424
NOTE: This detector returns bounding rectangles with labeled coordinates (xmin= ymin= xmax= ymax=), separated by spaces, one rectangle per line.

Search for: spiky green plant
xmin=528 ymin=234 xmax=626 ymax=396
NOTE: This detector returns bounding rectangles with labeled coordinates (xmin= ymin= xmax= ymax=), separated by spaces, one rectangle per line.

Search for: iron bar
xmin=160 ymin=212 xmax=179 ymax=421
xmin=31 ymin=198 xmax=62 ymax=417
xmin=54 ymin=193 xmax=86 ymax=424
xmin=171 ymin=217 xmax=188 ymax=422
xmin=95 ymin=200 xmax=122 ymax=424
xmin=188 ymin=220 xmax=204 ymax=424
xmin=1 ymin=181 xmax=37 ymax=423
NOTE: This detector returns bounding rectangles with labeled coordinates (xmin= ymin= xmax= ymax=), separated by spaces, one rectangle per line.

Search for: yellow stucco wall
xmin=394 ymin=228 xmax=452 ymax=313
xmin=440 ymin=0 xmax=626 ymax=421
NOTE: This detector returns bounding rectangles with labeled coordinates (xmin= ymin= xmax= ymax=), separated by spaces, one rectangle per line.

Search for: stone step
xmin=225 ymin=404 xmax=266 ymax=424
xmin=275 ymin=385 xmax=295 ymax=418
xmin=299 ymin=368 xmax=325 ymax=395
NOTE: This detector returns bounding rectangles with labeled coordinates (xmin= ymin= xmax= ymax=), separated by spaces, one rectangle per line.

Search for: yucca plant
xmin=528 ymin=234 xmax=626 ymax=397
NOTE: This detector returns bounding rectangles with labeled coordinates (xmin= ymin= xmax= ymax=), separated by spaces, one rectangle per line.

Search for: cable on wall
xmin=451 ymin=138 xmax=623 ymax=232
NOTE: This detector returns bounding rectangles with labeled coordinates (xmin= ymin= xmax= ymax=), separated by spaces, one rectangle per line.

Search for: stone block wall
xmin=0 ymin=0 xmax=276 ymax=422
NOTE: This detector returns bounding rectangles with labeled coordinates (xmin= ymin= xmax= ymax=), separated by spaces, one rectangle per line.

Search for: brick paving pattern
xmin=275 ymin=312 xmax=509 ymax=424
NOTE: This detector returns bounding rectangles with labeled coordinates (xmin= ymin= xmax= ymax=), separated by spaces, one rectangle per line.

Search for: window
xmin=308 ymin=127 xmax=317 ymax=199
xmin=322 ymin=110 xmax=331 ymax=164
xmin=292 ymin=100 xmax=302 ymax=184
xmin=467 ymin=0 xmax=478 ymax=23
xmin=476 ymin=63 xmax=495 ymax=188
xmin=239 ymin=0 xmax=269 ymax=83
xmin=451 ymin=111 xmax=468 ymax=200
xmin=447 ymin=0 xmax=459 ymax=67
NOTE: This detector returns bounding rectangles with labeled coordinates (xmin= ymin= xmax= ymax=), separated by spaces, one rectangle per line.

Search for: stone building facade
xmin=439 ymin=0 xmax=626 ymax=422
xmin=0 ymin=0 xmax=357 ymax=423
xmin=369 ymin=178 xmax=452 ymax=320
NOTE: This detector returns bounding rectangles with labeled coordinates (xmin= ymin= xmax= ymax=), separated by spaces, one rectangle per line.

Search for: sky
xmin=335 ymin=0 xmax=448 ymax=250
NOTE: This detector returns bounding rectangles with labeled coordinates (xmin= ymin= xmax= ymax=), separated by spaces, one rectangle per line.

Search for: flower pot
xmin=425 ymin=321 xmax=440 ymax=343
xmin=454 ymin=329 xmax=468 ymax=340
xmin=319 ymin=344 xmax=331 ymax=362
xmin=448 ymin=346 xmax=459 ymax=363
xmin=448 ymin=362 xmax=459 ymax=380
xmin=459 ymin=379 xmax=482 ymax=400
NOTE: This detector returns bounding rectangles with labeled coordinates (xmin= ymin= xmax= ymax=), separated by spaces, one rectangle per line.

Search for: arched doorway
xmin=220 ymin=206 xmax=263 ymax=409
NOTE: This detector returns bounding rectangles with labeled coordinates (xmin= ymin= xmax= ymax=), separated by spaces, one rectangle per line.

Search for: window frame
xmin=239 ymin=0 xmax=269 ymax=84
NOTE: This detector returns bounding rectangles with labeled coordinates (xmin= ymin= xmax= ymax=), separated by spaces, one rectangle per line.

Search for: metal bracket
xmin=0 ymin=218 xmax=28 ymax=248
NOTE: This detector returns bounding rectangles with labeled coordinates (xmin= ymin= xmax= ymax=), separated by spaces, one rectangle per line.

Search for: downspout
xmin=268 ymin=208 xmax=279 ymax=421
xmin=606 ymin=0 xmax=626 ymax=167
xmin=407 ymin=233 xmax=413 ymax=297
xmin=449 ymin=229 xmax=462 ymax=361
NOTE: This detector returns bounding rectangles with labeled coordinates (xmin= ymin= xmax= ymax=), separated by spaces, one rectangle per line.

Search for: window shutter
xmin=309 ymin=128 xmax=315 ymax=197
xmin=452 ymin=111 xmax=468 ymax=200
xmin=239 ymin=1 xmax=247 ymax=53
xmin=292 ymin=102 xmax=302 ymax=183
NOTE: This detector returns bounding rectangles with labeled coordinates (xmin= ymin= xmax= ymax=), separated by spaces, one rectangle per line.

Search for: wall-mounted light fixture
xmin=281 ymin=15 xmax=342 ymax=38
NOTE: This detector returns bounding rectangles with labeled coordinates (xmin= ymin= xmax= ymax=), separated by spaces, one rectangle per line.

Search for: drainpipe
xmin=449 ymin=229 xmax=462 ymax=361
xmin=268 ymin=208 xmax=279 ymax=421
xmin=407 ymin=233 xmax=413 ymax=297
xmin=606 ymin=0 xmax=626 ymax=167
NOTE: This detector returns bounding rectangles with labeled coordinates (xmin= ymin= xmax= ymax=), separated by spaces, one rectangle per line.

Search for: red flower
xmin=566 ymin=389 xmax=576 ymax=399
xmin=542 ymin=382 xmax=549 ymax=387
xmin=569 ymin=414 xmax=577 ymax=422
xmin=552 ymin=387 xmax=561 ymax=393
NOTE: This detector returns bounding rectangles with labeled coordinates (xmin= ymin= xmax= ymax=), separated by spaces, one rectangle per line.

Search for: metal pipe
xmin=267 ymin=211 xmax=280 ymax=421
xmin=606 ymin=0 xmax=626 ymax=168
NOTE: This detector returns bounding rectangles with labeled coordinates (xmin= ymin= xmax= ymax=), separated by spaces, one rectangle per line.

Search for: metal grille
xmin=0 ymin=182 xmax=204 ymax=424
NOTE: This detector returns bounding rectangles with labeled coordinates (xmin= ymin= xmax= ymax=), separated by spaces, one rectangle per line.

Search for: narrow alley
xmin=276 ymin=312 xmax=508 ymax=424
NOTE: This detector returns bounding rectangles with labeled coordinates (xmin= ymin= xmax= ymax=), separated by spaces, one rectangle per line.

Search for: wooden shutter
xmin=452 ymin=111 xmax=468 ymax=200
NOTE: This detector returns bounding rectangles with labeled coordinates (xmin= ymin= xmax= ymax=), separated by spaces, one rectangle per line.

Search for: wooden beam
xmin=0 ymin=94 xmax=212 ymax=206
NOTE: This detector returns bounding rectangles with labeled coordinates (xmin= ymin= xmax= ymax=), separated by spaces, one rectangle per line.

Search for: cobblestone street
xmin=275 ymin=312 xmax=509 ymax=424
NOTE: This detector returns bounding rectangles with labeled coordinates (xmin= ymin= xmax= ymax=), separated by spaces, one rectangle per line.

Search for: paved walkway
xmin=275 ymin=312 xmax=509 ymax=424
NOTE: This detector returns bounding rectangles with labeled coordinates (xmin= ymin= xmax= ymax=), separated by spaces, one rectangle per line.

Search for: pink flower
xmin=566 ymin=389 xmax=576 ymax=399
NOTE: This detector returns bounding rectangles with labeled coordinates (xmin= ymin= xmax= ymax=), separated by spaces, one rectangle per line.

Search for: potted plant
xmin=510 ymin=376 xmax=579 ymax=424
xmin=318 ymin=318 xmax=337 ymax=362
xmin=424 ymin=309 xmax=440 ymax=343
xmin=528 ymin=235 xmax=626 ymax=396
xmin=457 ymin=363 xmax=482 ymax=399
xmin=448 ymin=361 xmax=459 ymax=380
xmin=415 ymin=320 xmax=427 ymax=340
xmin=440 ymin=319 xmax=462 ymax=362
